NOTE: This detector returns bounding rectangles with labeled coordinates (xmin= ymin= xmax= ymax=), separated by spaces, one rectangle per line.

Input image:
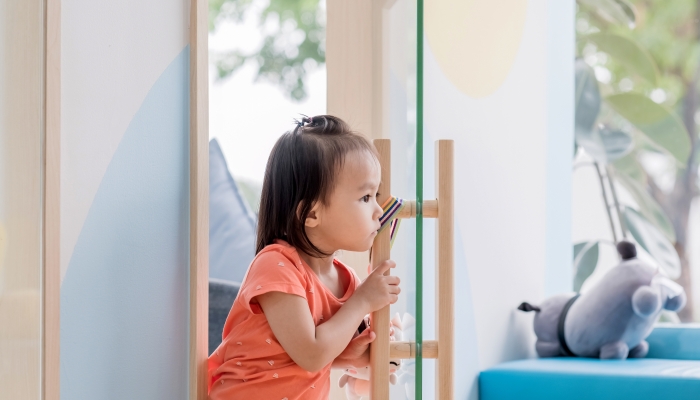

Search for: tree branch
xmin=595 ymin=162 xmax=619 ymax=243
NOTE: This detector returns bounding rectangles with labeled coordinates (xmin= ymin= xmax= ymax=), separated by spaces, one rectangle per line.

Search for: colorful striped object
xmin=378 ymin=196 xmax=405 ymax=247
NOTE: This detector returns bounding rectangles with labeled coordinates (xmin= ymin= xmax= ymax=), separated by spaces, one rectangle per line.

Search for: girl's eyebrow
xmin=357 ymin=181 xmax=378 ymax=191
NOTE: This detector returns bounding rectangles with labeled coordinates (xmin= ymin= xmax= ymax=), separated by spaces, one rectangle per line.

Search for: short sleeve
xmin=237 ymin=249 xmax=308 ymax=314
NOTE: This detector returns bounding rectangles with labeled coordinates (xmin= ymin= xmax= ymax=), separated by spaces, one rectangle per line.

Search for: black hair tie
xmin=294 ymin=115 xmax=313 ymax=129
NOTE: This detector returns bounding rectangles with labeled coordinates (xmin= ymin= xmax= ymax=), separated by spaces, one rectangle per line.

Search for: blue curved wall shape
xmin=61 ymin=47 xmax=190 ymax=399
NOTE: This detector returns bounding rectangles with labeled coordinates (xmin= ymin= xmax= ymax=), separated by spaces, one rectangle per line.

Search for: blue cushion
xmin=480 ymin=358 xmax=700 ymax=400
xmin=646 ymin=324 xmax=700 ymax=360
xmin=209 ymin=138 xmax=257 ymax=282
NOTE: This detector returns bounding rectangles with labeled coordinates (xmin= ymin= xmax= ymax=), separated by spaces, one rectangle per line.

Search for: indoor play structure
xmin=366 ymin=138 xmax=454 ymax=399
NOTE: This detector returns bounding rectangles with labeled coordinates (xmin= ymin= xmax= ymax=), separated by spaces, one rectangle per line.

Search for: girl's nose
xmin=373 ymin=199 xmax=383 ymax=218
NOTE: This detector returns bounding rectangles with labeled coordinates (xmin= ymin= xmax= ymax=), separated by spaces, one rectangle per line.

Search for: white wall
xmin=420 ymin=0 xmax=574 ymax=398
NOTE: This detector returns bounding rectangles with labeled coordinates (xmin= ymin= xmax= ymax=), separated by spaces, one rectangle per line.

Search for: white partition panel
xmin=60 ymin=2 xmax=192 ymax=399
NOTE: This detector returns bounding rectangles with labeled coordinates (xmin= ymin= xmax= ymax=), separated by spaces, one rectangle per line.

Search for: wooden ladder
xmin=369 ymin=138 xmax=454 ymax=399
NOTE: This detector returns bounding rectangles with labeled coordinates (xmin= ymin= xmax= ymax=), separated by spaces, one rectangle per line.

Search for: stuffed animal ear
xmin=617 ymin=241 xmax=637 ymax=260
xmin=339 ymin=374 xmax=349 ymax=388
xmin=390 ymin=374 xmax=398 ymax=385
xmin=651 ymin=275 xmax=687 ymax=312
xmin=517 ymin=302 xmax=541 ymax=312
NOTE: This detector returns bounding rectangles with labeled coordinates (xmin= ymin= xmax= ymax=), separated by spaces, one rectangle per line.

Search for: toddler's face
xmin=309 ymin=150 xmax=383 ymax=253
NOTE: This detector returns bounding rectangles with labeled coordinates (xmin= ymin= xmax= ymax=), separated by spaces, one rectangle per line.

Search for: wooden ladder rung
xmin=396 ymin=199 xmax=438 ymax=219
xmin=389 ymin=340 xmax=438 ymax=359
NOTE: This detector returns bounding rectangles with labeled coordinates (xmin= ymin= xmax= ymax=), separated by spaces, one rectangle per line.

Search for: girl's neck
xmin=298 ymin=250 xmax=335 ymax=275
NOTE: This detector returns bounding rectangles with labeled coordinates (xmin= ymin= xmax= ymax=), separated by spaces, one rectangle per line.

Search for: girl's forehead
xmin=343 ymin=151 xmax=381 ymax=175
xmin=339 ymin=150 xmax=380 ymax=186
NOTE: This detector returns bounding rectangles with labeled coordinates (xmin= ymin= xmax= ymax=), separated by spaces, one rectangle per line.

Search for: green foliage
xmin=579 ymin=0 xmax=700 ymax=109
xmin=585 ymin=32 xmax=658 ymax=85
xmin=573 ymin=0 xmax=697 ymax=293
xmin=606 ymin=92 xmax=691 ymax=164
xmin=574 ymin=241 xmax=600 ymax=292
xmin=623 ymin=207 xmax=682 ymax=278
xmin=575 ymin=59 xmax=634 ymax=163
xmin=575 ymin=59 xmax=602 ymax=142
xmin=612 ymin=167 xmax=676 ymax=242
xmin=578 ymin=0 xmax=636 ymax=28
xmin=209 ymin=0 xmax=325 ymax=101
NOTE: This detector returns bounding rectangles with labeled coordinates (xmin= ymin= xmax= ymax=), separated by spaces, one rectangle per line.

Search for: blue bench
xmin=480 ymin=325 xmax=700 ymax=400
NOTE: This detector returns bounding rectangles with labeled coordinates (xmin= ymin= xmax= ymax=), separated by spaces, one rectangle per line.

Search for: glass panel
xmin=0 ymin=0 xmax=45 ymax=398
xmin=386 ymin=0 xmax=419 ymax=398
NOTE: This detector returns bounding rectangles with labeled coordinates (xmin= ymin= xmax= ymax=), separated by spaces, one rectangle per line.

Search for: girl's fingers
xmin=370 ymin=260 xmax=396 ymax=276
xmin=388 ymin=286 xmax=401 ymax=295
xmin=353 ymin=329 xmax=376 ymax=346
xmin=385 ymin=276 xmax=401 ymax=285
xmin=367 ymin=330 xmax=377 ymax=342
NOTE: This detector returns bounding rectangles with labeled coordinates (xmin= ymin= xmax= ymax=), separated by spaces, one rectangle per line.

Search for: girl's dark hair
xmin=256 ymin=115 xmax=378 ymax=257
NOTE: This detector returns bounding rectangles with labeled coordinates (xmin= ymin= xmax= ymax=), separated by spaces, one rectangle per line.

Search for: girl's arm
xmin=257 ymin=260 xmax=399 ymax=373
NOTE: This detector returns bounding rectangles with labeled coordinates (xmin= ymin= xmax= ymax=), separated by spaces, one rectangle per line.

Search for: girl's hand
xmin=352 ymin=260 xmax=401 ymax=313
xmin=334 ymin=328 xmax=376 ymax=368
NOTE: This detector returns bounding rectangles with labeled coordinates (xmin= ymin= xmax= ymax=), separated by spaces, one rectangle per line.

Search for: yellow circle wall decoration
xmin=425 ymin=0 xmax=529 ymax=98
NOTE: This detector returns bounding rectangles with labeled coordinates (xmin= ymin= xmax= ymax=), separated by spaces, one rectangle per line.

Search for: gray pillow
xmin=209 ymin=138 xmax=257 ymax=283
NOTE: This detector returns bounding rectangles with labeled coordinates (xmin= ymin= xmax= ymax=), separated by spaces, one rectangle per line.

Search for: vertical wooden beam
xmin=189 ymin=0 xmax=209 ymax=399
xmin=326 ymin=0 xmax=393 ymax=280
xmin=43 ymin=0 xmax=61 ymax=398
xmin=435 ymin=140 xmax=454 ymax=400
xmin=370 ymin=139 xmax=392 ymax=400
xmin=326 ymin=0 xmax=393 ymax=140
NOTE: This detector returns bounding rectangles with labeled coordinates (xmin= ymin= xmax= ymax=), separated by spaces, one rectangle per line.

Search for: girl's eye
xmin=362 ymin=195 xmax=370 ymax=203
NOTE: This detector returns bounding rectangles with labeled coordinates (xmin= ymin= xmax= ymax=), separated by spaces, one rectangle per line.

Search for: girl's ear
xmin=298 ymin=201 xmax=322 ymax=228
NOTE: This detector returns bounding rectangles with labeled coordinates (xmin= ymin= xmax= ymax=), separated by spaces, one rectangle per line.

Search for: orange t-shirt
xmin=208 ymin=240 xmax=360 ymax=400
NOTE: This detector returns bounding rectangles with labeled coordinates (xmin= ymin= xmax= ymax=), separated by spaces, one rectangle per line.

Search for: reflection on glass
xmin=0 ymin=0 xmax=45 ymax=397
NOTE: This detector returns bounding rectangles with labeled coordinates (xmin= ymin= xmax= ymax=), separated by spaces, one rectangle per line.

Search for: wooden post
xmin=435 ymin=140 xmax=454 ymax=399
xmin=44 ymin=0 xmax=61 ymax=397
xmin=389 ymin=340 xmax=438 ymax=359
xmin=189 ymin=0 xmax=209 ymax=398
xmin=326 ymin=0 xmax=394 ymax=282
xmin=370 ymin=139 xmax=392 ymax=399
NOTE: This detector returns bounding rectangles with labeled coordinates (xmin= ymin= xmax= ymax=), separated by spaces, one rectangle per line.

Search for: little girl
xmin=208 ymin=115 xmax=401 ymax=399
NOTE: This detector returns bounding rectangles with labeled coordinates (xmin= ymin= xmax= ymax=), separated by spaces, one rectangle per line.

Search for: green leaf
xmin=574 ymin=59 xmax=601 ymax=155
xmin=585 ymin=32 xmax=658 ymax=85
xmin=612 ymin=151 xmax=645 ymax=182
xmin=606 ymin=93 xmax=691 ymax=164
xmin=573 ymin=241 xmax=600 ymax=292
xmin=577 ymin=126 xmax=634 ymax=164
xmin=623 ymin=207 xmax=681 ymax=279
xmin=599 ymin=126 xmax=634 ymax=161
xmin=611 ymin=169 xmax=676 ymax=242
xmin=577 ymin=0 xmax=636 ymax=28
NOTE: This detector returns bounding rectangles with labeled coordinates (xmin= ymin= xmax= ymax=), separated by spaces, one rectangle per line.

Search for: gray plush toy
xmin=518 ymin=241 xmax=686 ymax=359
